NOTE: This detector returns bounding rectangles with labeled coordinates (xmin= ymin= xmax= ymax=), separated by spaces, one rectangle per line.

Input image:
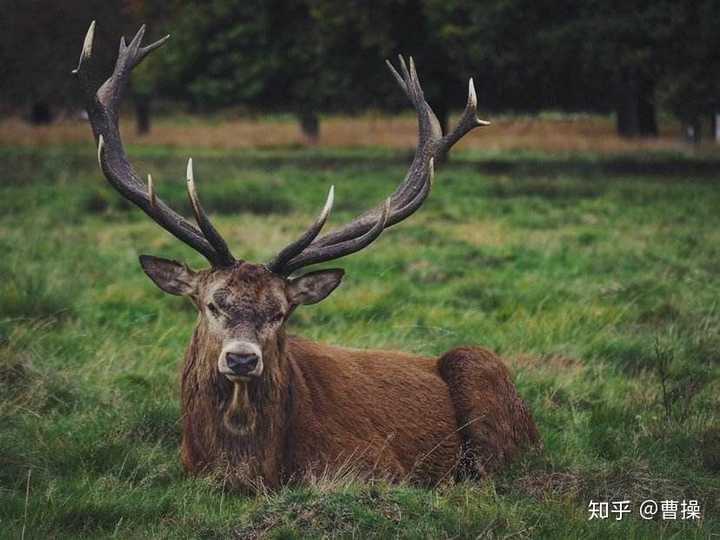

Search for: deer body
xmin=167 ymin=261 xmax=536 ymax=491
xmin=181 ymin=333 xmax=466 ymax=487
xmin=74 ymin=23 xmax=540 ymax=491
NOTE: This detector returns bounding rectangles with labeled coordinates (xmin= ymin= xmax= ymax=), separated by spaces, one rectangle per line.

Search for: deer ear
xmin=287 ymin=269 xmax=344 ymax=306
xmin=139 ymin=255 xmax=198 ymax=296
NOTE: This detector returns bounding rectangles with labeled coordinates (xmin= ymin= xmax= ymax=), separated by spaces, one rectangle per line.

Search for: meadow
xmin=0 ymin=116 xmax=719 ymax=538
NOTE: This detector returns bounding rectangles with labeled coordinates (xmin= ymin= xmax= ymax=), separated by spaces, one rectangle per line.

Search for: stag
xmin=74 ymin=23 xmax=540 ymax=490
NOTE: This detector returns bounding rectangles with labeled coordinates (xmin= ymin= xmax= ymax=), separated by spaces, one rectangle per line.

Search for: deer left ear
xmin=287 ymin=269 xmax=344 ymax=306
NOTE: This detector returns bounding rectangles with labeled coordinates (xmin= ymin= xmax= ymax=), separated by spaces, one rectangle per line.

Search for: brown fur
xmin=174 ymin=263 xmax=540 ymax=491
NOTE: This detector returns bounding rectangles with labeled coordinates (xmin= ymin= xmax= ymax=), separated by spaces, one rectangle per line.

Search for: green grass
xmin=0 ymin=145 xmax=718 ymax=538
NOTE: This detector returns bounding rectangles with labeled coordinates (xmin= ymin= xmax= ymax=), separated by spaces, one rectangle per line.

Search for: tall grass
xmin=0 ymin=145 xmax=718 ymax=538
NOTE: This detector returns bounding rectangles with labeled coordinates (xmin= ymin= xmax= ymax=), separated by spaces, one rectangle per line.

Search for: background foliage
xmin=1 ymin=0 xmax=719 ymax=139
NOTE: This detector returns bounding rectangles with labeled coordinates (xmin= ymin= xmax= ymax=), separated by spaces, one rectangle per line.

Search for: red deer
xmin=74 ymin=23 xmax=540 ymax=490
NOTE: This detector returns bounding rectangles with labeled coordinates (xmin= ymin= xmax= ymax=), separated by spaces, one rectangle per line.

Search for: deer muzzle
xmin=218 ymin=341 xmax=263 ymax=380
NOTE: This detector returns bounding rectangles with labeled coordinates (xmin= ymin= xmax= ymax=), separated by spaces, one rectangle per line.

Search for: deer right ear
xmin=287 ymin=269 xmax=344 ymax=306
xmin=139 ymin=255 xmax=198 ymax=296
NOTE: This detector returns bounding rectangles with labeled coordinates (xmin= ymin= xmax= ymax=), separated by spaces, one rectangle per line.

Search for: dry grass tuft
xmin=515 ymin=471 xmax=586 ymax=499
xmin=0 ymin=113 xmax=698 ymax=154
xmin=516 ymin=463 xmax=698 ymax=504
xmin=440 ymin=221 xmax=510 ymax=248
xmin=509 ymin=354 xmax=584 ymax=374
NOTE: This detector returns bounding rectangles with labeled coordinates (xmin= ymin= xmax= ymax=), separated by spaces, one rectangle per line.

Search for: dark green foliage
xmin=2 ymin=1 xmax=719 ymax=140
xmin=0 ymin=1 xmax=126 ymax=113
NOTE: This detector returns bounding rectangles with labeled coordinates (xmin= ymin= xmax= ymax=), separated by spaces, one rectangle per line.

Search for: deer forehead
xmin=203 ymin=265 xmax=287 ymax=316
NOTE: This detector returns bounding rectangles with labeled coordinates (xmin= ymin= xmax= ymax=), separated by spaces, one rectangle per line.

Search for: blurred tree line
xmin=1 ymin=0 xmax=718 ymax=141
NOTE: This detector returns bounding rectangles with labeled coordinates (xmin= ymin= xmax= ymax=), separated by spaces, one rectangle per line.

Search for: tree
xmin=658 ymin=0 xmax=720 ymax=143
xmin=4 ymin=0 xmax=716 ymax=144
xmin=0 ymin=0 xmax=125 ymax=122
xmin=123 ymin=0 xmax=182 ymax=134
xmin=308 ymin=0 xmax=474 ymax=159
xmin=572 ymin=0 xmax=673 ymax=137
xmin=150 ymin=1 xmax=341 ymax=142
xmin=156 ymin=0 xmax=476 ymax=146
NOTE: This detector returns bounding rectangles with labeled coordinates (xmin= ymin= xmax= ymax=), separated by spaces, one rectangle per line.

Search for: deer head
xmin=139 ymin=255 xmax=343 ymax=380
xmin=73 ymin=22 xmax=488 ymax=383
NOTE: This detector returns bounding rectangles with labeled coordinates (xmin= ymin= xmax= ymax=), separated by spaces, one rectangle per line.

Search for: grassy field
xmin=0 ymin=112 xmax=708 ymax=154
xmin=1 ymin=138 xmax=719 ymax=538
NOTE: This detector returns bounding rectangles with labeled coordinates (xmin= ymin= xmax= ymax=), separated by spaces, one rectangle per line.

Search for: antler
xmin=73 ymin=22 xmax=235 ymax=267
xmin=267 ymin=56 xmax=489 ymax=275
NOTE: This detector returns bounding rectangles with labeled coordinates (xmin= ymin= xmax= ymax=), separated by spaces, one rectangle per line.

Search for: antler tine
xmin=440 ymin=78 xmax=491 ymax=152
xmin=266 ymin=186 xmax=335 ymax=274
xmin=186 ymin=159 xmax=235 ymax=266
xmin=74 ymin=21 xmax=105 ymax=103
xmin=281 ymin=198 xmax=391 ymax=275
xmin=73 ymin=20 xmax=96 ymax=73
xmin=385 ymin=59 xmax=408 ymax=98
xmin=98 ymin=25 xmax=170 ymax=121
xmin=75 ymin=22 xmax=232 ymax=267
xmin=291 ymin=56 xmax=438 ymax=250
xmin=267 ymin=57 xmax=481 ymax=275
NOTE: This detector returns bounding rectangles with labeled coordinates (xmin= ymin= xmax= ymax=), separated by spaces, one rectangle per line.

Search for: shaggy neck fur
xmin=180 ymin=321 xmax=292 ymax=490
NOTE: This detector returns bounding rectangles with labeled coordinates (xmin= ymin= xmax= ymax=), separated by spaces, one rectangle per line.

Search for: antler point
xmin=96 ymin=135 xmax=104 ymax=167
xmin=468 ymin=78 xmax=477 ymax=108
xmin=323 ymin=185 xmax=335 ymax=217
xmin=80 ymin=20 xmax=96 ymax=62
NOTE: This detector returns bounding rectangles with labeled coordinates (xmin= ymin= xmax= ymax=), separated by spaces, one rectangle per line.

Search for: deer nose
xmin=225 ymin=352 xmax=259 ymax=375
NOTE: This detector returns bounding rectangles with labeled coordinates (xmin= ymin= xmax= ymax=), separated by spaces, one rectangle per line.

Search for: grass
xmin=0 ymin=137 xmax=719 ymax=538
xmin=3 ymin=111 xmax=717 ymax=155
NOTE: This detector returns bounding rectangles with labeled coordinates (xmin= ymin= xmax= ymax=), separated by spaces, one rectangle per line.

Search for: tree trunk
xmin=615 ymin=68 xmax=657 ymax=138
xmin=637 ymin=76 xmax=658 ymax=137
xmin=710 ymin=111 xmax=719 ymax=142
xmin=616 ymin=67 xmax=639 ymax=137
xmin=299 ymin=111 xmax=319 ymax=145
xmin=29 ymin=101 xmax=53 ymax=125
xmin=691 ymin=118 xmax=702 ymax=144
xmin=135 ymin=96 xmax=151 ymax=135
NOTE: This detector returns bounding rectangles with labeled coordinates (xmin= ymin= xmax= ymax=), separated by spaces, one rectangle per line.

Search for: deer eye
xmin=207 ymin=302 xmax=220 ymax=316
xmin=270 ymin=312 xmax=285 ymax=324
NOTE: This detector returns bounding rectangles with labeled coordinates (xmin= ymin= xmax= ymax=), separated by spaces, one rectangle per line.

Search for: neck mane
xmin=180 ymin=323 xmax=291 ymax=490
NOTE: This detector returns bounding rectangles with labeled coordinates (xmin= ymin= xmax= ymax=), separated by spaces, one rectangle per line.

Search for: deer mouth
xmin=219 ymin=363 xmax=264 ymax=382
xmin=224 ymin=373 xmax=252 ymax=383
